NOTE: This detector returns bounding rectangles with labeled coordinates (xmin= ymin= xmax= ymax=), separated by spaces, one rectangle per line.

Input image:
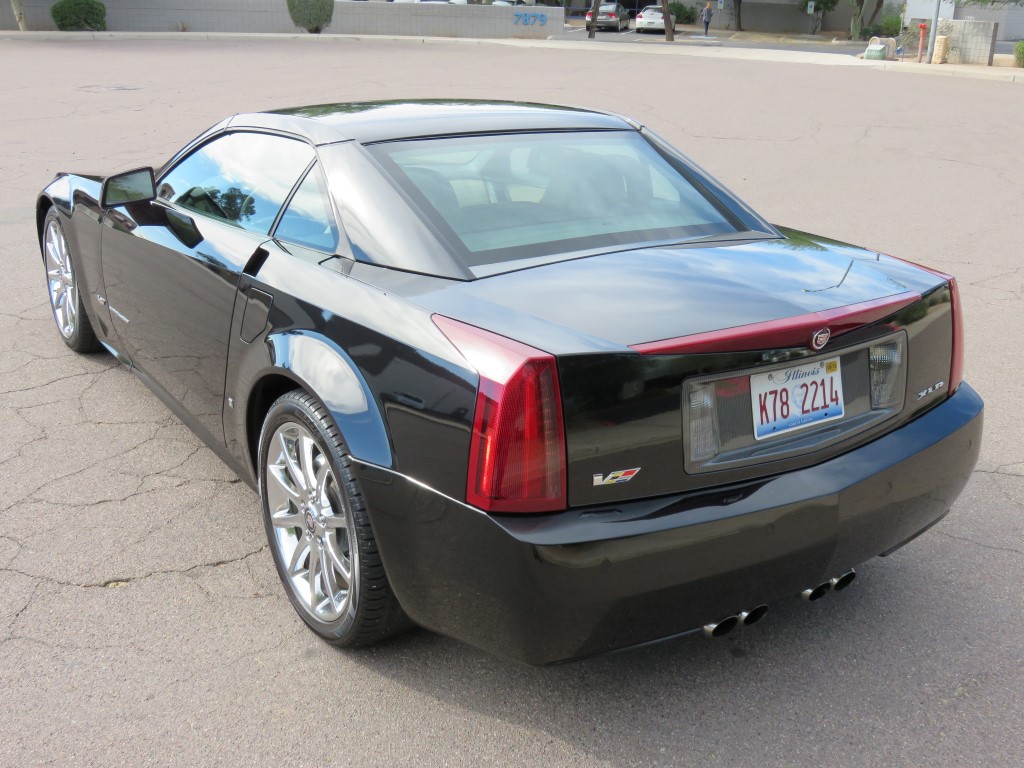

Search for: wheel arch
xmin=243 ymin=332 xmax=394 ymax=483
xmin=36 ymin=195 xmax=55 ymax=250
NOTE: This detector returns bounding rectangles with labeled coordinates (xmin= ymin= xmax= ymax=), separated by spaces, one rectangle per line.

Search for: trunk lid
xmin=373 ymin=231 xmax=954 ymax=508
xmin=412 ymin=232 xmax=944 ymax=354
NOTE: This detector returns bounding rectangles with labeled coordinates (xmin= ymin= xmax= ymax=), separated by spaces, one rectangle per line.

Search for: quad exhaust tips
xmin=703 ymin=604 xmax=769 ymax=638
xmin=706 ymin=570 xmax=856 ymax=638
xmin=802 ymin=569 xmax=856 ymax=602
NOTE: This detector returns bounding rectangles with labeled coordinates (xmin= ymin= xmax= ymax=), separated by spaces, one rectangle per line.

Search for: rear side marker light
xmin=433 ymin=315 xmax=567 ymax=514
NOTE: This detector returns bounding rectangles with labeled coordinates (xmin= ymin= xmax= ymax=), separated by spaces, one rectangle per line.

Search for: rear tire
xmin=42 ymin=207 xmax=101 ymax=354
xmin=259 ymin=390 xmax=410 ymax=646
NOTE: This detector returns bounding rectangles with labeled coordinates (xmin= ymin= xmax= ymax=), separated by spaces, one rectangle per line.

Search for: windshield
xmin=368 ymin=130 xmax=743 ymax=268
xmin=641 ymin=7 xmax=663 ymax=12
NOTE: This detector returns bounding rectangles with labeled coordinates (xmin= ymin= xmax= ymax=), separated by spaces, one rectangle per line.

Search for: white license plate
xmin=750 ymin=357 xmax=844 ymax=440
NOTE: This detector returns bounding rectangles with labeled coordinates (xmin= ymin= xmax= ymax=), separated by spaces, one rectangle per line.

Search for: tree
xmin=659 ymin=0 xmax=674 ymax=41
xmin=734 ymin=0 xmax=743 ymax=31
xmin=865 ymin=0 xmax=884 ymax=27
xmin=800 ymin=0 xmax=838 ymax=34
xmin=850 ymin=0 xmax=866 ymax=39
xmin=286 ymin=0 xmax=333 ymax=34
xmin=9 ymin=0 xmax=26 ymax=31
xmin=588 ymin=0 xmax=600 ymax=39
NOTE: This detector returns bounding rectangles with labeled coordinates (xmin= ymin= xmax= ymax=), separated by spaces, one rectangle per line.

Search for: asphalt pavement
xmin=1 ymin=34 xmax=1022 ymax=768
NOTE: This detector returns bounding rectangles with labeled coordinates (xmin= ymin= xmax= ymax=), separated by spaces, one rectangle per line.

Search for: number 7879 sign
xmin=514 ymin=13 xmax=547 ymax=25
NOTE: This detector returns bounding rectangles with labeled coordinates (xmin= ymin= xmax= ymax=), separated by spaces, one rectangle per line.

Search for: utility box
xmin=864 ymin=44 xmax=887 ymax=60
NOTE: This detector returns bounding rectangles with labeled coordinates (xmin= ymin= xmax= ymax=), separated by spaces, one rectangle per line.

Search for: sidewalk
xmin=2 ymin=29 xmax=1021 ymax=83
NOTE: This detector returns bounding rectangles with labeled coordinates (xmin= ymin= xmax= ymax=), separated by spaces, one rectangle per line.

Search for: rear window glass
xmin=368 ymin=131 xmax=741 ymax=268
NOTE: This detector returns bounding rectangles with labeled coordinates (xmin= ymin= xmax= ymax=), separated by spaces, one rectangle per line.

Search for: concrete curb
xmin=2 ymin=30 xmax=1022 ymax=83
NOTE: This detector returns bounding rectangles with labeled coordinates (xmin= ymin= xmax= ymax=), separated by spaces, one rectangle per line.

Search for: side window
xmin=157 ymin=132 xmax=315 ymax=235
xmin=272 ymin=164 xmax=339 ymax=253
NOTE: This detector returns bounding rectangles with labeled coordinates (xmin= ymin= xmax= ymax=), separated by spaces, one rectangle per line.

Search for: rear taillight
xmin=890 ymin=256 xmax=964 ymax=396
xmin=433 ymin=315 xmax=566 ymax=513
xmin=948 ymin=277 xmax=964 ymax=394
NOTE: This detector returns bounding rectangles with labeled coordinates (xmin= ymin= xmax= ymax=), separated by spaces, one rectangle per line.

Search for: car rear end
xmin=636 ymin=6 xmax=668 ymax=31
xmin=362 ymin=267 xmax=978 ymax=665
xmin=338 ymin=114 xmax=982 ymax=664
xmin=586 ymin=5 xmax=624 ymax=29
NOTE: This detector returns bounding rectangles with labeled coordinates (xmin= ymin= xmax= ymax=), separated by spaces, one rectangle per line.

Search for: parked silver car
xmin=586 ymin=3 xmax=630 ymax=31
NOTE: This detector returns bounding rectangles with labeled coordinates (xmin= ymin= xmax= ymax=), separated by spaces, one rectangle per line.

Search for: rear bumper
xmin=358 ymin=384 xmax=983 ymax=665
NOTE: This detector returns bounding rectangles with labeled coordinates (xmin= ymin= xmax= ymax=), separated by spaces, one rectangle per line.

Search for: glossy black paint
xmin=37 ymin=100 xmax=982 ymax=664
xmin=359 ymin=385 xmax=982 ymax=665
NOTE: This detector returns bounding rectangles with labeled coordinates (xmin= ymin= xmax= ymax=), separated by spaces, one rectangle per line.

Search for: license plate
xmin=750 ymin=357 xmax=844 ymax=440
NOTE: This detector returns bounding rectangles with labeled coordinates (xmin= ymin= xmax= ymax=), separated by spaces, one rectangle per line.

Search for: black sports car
xmin=37 ymin=101 xmax=983 ymax=664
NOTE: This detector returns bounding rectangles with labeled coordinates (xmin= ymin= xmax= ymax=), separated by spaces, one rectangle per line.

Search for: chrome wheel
xmin=265 ymin=421 xmax=355 ymax=623
xmin=44 ymin=218 xmax=77 ymax=339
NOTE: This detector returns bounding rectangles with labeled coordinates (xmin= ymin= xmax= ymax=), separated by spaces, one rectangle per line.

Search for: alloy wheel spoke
xmin=270 ymin=508 xmax=303 ymax=529
xmin=266 ymin=464 xmax=303 ymax=511
xmin=321 ymin=552 xmax=342 ymax=609
xmin=298 ymin=434 xmax=319 ymax=493
xmin=287 ymin=535 xmax=310 ymax=577
xmin=325 ymin=535 xmax=351 ymax=585
xmin=277 ymin=431 xmax=305 ymax=495
xmin=307 ymin=539 xmax=322 ymax=609
xmin=324 ymin=514 xmax=347 ymax=531
xmin=314 ymin=462 xmax=330 ymax=510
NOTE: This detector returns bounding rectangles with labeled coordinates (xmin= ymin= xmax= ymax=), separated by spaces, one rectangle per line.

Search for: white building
xmin=904 ymin=0 xmax=1024 ymax=40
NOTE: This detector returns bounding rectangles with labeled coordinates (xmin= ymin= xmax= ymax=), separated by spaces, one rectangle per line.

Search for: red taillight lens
xmin=948 ymin=277 xmax=964 ymax=394
xmin=433 ymin=315 xmax=566 ymax=513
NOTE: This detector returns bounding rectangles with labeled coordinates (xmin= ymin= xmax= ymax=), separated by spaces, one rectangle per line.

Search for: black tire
xmin=41 ymin=207 xmax=101 ymax=354
xmin=259 ymin=389 xmax=410 ymax=646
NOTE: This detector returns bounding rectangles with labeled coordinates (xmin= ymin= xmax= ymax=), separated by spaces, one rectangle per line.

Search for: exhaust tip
xmin=801 ymin=582 xmax=832 ymax=602
xmin=739 ymin=604 xmax=769 ymax=626
xmin=831 ymin=569 xmax=857 ymax=592
xmin=703 ymin=615 xmax=740 ymax=638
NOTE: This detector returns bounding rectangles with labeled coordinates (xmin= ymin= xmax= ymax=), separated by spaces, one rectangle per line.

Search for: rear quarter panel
xmin=223 ymin=252 xmax=478 ymax=500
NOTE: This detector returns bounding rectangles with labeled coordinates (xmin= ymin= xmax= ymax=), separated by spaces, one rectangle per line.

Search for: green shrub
xmin=50 ymin=0 xmax=106 ymax=32
xmin=668 ymin=2 xmax=696 ymax=25
xmin=287 ymin=0 xmax=334 ymax=34
xmin=878 ymin=15 xmax=902 ymax=37
xmin=1016 ymin=40 xmax=1024 ymax=68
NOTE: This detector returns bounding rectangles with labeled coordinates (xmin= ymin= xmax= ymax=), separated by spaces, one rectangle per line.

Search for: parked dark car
xmin=38 ymin=100 xmax=982 ymax=664
xmin=586 ymin=3 xmax=630 ymax=30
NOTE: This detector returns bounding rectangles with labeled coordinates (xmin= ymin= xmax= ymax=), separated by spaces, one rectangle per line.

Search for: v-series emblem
xmin=593 ymin=468 xmax=641 ymax=486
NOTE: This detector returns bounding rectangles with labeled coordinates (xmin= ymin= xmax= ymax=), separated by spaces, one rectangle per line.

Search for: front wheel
xmin=42 ymin=207 xmax=100 ymax=353
xmin=259 ymin=390 xmax=409 ymax=646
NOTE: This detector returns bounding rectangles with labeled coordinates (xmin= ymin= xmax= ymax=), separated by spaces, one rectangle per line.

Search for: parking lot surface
xmin=1 ymin=36 xmax=1022 ymax=767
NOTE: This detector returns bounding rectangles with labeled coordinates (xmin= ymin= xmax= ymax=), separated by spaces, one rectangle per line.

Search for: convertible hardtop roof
xmin=227 ymin=100 xmax=635 ymax=145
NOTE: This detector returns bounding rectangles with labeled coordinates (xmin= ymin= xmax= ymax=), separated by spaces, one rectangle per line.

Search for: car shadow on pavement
xmin=337 ymin=557 xmax=954 ymax=764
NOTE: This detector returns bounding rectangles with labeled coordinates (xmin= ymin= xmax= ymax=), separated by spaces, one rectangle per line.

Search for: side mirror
xmin=101 ymin=167 xmax=156 ymax=208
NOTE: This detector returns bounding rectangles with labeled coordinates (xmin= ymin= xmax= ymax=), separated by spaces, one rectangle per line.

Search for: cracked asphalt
xmin=1 ymin=37 xmax=1022 ymax=768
